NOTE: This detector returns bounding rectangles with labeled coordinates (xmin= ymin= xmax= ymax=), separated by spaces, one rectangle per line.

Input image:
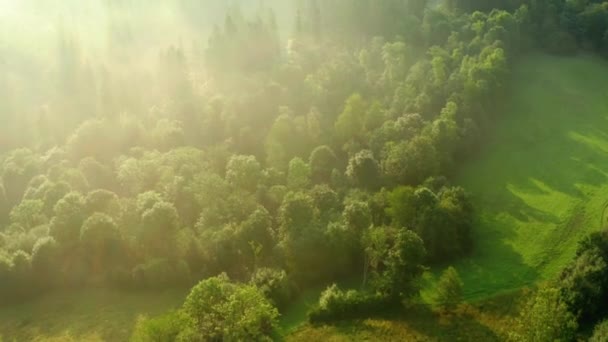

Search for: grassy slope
xmin=441 ymin=53 xmax=608 ymax=300
xmin=0 ymin=288 xmax=187 ymax=341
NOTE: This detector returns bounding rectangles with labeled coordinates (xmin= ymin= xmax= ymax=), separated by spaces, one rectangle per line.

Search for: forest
xmin=2 ymin=0 xmax=608 ymax=341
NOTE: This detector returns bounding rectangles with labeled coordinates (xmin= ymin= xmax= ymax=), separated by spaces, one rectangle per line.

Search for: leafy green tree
xmin=287 ymin=157 xmax=311 ymax=190
xmin=136 ymin=191 xmax=164 ymax=215
xmin=2 ymin=148 xmax=41 ymax=208
xmin=9 ymin=199 xmax=46 ymax=230
xmin=383 ymin=135 xmax=439 ymax=185
xmin=85 ymin=189 xmax=120 ymax=216
xmin=49 ymin=192 xmax=86 ymax=247
xmin=80 ymin=213 xmax=121 ymax=273
xmin=237 ymin=206 xmax=276 ymax=269
xmin=66 ymin=119 xmax=118 ymax=162
xmin=591 ymin=320 xmax=608 ymax=342
xmin=343 ymin=201 xmax=372 ymax=234
xmin=309 ymin=145 xmax=338 ymax=184
xmin=250 ymin=267 xmax=293 ymax=310
xmin=435 ymin=266 xmax=464 ymax=310
xmin=78 ymin=157 xmax=115 ymax=191
xmin=266 ymin=112 xmax=297 ymax=171
xmin=559 ymin=236 xmax=608 ymax=323
xmin=346 ymin=150 xmax=381 ymax=190
xmin=140 ymin=202 xmax=180 ymax=258
xmin=31 ymin=237 xmax=60 ymax=286
xmin=226 ymin=155 xmax=262 ymax=193
xmin=335 ymin=94 xmax=367 ymax=148
xmin=510 ymin=286 xmax=578 ymax=342
xmin=182 ymin=274 xmax=279 ymax=341
xmin=363 ymin=227 xmax=426 ymax=300
xmin=310 ymin=185 xmax=340 ymax=215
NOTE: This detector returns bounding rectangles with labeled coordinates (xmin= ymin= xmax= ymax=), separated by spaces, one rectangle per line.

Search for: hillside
xmin=450 ymin=53 xmax=608 ymax=300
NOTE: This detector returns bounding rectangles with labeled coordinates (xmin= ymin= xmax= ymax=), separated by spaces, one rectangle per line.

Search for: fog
xmin=0 ymin=0 xmax=294 ymax=151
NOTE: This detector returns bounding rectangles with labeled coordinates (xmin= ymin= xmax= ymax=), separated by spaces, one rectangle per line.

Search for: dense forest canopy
xmin=3 ymin=0 xmax=608 ymax=340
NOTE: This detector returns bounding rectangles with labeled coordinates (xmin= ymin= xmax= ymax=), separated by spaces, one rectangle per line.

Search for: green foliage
xmin=383 ymin=135 xmax=439 ymax=185
xmin=558 ymin=230 xmax=608 ymax=324
xmin=49 ymin=192 xmax=86 ymax=247
xmin=226 ymin=155 xmax=262 ymax=193
xmin=308 ymin=284 xmax=391 ymax=324
xmin=131 ymin=311 xmax=194 ymax=342
xmin=346 ymin=150 xmax=381 ymax=190
xmin=509 ymin=286 xmax=578 ymax=342
xmin=80 ymin=213 xmax=121 ymax=273
xmin=386 ymin=185 xmax=473 ymax=262
xmin=435 ymin=266 xmax=464 ymax=310
xmin=182 ymin=274 xmax=279 ymax=341
xmin=287 ymin=157 xmax=311 ymax=190
xmin=250 ymin=268 xmax=294 ymax=311
xmin=85 ymin=190 xmax=119 ymax=216
xmin=31 ymin=237 xmax=60 ymax=286
xmin=363 ymin=227 xmax=427 ymax=300
xmin=590 ymin=320 xmax=608 ymax=342
xmin=9 ymin=199 xmax=46 ymax=230
xmin=140 ymin=202 xmax=180 ymax=258
xmin=309 ymin=145 xmax=338 ymax=184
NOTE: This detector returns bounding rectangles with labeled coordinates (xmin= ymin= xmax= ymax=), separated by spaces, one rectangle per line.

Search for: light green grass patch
xmin=428 ymin=53 xmax=608 ymax=301
xmin=0 ymin=288 xmax=187 ymax=341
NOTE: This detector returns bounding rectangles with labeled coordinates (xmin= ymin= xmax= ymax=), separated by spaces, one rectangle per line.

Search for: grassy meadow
xmin=442 ymin=53 xmax=608 ymax=300
xmin=0 ymin=289 xmax=187 ymax=341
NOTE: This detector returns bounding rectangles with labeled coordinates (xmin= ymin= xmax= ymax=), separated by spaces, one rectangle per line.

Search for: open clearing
xmin=0 ymin=289 xmax=186 ymax=341
xmin=445 ymin=53 xmax=608 ymax=300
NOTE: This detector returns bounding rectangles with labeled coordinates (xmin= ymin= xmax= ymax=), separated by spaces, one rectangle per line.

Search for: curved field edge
xmin=441 ymin=53 xmax=608 ymax=301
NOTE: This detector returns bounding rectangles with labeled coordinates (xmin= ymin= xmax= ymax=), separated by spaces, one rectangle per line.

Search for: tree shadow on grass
xmin=452 ymin=55 xmax=608 ymax=299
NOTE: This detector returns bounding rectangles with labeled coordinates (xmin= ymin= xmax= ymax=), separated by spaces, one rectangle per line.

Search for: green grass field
xmin=441 ymin=53 xmax=608 ymax=301
xmin=0 ymin=288 xmax=187 ymax=341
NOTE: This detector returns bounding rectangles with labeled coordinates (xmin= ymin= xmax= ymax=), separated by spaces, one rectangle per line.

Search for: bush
xmin=130 ymin=311 xmax=196 ymax=342
xmin=308 ymin=284 xmax=392 ymax=324
xmin=182 ymin=274 xmax=279 ymax=341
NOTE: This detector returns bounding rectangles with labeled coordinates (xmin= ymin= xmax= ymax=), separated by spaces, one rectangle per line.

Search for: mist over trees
xmin=3 ymin=0 xmax=608 ymax=340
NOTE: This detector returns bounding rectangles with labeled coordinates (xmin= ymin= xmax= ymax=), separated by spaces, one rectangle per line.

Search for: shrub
xmin=183 ymin=274 xmax=279 ymax=341
xmin=308 ymin=284 xmax=392 ymax=324
xmin=130 ymin=311 xmax=196 ymax=342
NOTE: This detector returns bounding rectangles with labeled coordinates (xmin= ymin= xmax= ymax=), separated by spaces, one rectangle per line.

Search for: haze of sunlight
xmin=2 ymin=1 xmax=608 ymax=341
